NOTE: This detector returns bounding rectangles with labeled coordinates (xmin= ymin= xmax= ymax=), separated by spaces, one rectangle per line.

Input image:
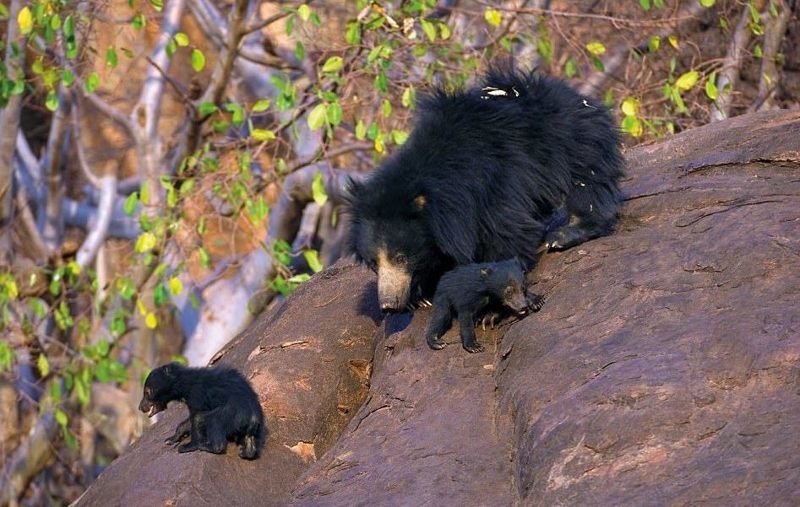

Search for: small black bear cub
xmin=425 ymin=259 xmax=542 ymax=353
xmin=139 ymin=362 xmax=265 ymax=460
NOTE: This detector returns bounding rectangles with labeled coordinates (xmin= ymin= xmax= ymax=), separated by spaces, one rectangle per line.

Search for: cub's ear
xmin=343 ymin=175 xmax=365 ymax=204
xmin=480 ymin=267 xmax=493 ymax=279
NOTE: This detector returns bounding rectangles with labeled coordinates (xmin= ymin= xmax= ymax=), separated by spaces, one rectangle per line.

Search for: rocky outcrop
xmin=77 ymin=110 xmax=800 ymax=506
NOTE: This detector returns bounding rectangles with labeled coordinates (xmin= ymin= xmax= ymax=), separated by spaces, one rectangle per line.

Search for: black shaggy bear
xmin=347 ymin=66 xmax=624 ymax=312
xmin=425 ymin=259 xmax=538 ymax=353
xmin=139 ymin=362 xmax=266 ymax=460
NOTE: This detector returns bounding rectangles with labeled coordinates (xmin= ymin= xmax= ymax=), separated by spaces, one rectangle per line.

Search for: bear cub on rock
xmin=139 ymin=362 xmax=266 ymax=460
xmin=425 ymin=259 xmax=544 ymax=353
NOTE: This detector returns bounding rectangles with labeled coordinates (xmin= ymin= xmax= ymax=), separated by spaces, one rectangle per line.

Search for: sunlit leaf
xmin=321 ymin=56 xmax=343 ymax=73
xmin=17 ymin=6 xmax=33 ymax=34
xmin=174 ymin=32 xmax=189 ymax=47
xmin=191 ymin=49 xmax=206 ymax=72
xmin=303 ymin=250 xmax=323 ymax=273
xmin=621 ymin=97 xmax=639 ymax=117
xmin=586 ymin=41 xmax=606 ymax=55
xmin=312 ymin=170 xmax=328 ymax=206
xmin=307 ymin=103 xmax=328 ymax=131
xmin=484 ymin=8 xmax=502 ymax=27
xmin=37 ymin=354 xmax=49 ymax=377
xmin=705 ymin=72 xmax=718 ymax=99
xmin=135 ymin=232 xmax=157 ymax=253
xmin=297 ymin=4 xmax=311 ymax=22
xmin=675 ymin=70 xmax=699 ymax=91
xmin=145 ymin=312 xmax=158 ymax=329
xmin=251 ymin=128 xmax=276 ymax=141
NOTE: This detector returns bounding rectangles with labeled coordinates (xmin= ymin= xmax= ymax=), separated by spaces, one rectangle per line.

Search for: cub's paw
xmin=177 ymin=442 xmax=198 ymax=453
xmin=527 ymin=293 xmax=546 ymax=312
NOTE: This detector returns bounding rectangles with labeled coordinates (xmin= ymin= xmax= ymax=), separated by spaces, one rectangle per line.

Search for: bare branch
xmin=186 ymin=0 xmax=249 ymax=154
xmin=40 ymin=88 xmax=71 ymax=253
xmin=0 ymin=0 xmax=27 ymax=265
xmin=712 ymin=1 xmax=767 ymax=121
xmin=62 ymin=199 xmax=140 ymax=240
xmin=71 ymin=99 xmax=101 ymax=189
xmin=131 ymin=0 xmax=187 ymax=208
xmin=750 ymin=0 xmax=792 ymax=112
xmin=76 ymin=175 xmax=118 ymax=268
xmin=0 ymin=411 xmax=58 ymax=505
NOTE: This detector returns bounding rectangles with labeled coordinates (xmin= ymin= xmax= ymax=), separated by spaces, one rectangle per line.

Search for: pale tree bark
xmin=0 ymin=0 xmax=27 ymax=265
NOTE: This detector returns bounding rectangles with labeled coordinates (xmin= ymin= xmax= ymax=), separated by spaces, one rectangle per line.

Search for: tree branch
xmin=712 ymin=0 xmax=767 ymax=121
xmin=0 ymin=0 xmax=27 ymax=265
xmin=749 ymin=0 xmax=791 ymax=112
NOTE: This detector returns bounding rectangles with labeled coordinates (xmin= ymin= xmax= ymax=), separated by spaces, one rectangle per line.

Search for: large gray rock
xmin=78 ymin=110 xmax=800 ymax=506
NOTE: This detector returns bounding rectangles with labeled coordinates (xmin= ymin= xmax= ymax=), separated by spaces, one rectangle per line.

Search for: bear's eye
xmin=394 ymin=253 xmax=407 ymax=265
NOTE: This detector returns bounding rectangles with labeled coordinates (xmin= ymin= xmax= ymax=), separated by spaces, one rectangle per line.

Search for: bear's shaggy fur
xmin=347 ymin=66 xmax=624 ymax=312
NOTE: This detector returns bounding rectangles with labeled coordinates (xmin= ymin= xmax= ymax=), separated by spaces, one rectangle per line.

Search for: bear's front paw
xmin=462 ymin=341 xmax=485 ymax=353
xmin=427 ymin=337 xmax=446 ymax=350
xmin=527 ymin=293 xmax=546 ymax=312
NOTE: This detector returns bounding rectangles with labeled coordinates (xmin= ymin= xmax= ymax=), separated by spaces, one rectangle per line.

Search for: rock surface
xmin=77 ymin=110 xmax=800 ymax=506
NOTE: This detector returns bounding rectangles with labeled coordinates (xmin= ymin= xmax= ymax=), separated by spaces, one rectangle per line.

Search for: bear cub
xmin=139 ymin=362 xmax=265 ymax=460
xmin=425 ymin=259 xmax=543 ymax=353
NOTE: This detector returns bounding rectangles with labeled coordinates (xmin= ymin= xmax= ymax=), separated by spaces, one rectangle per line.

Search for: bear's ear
xmin=163 ymin=362 xmax=180 ymax=377
xmin=343 ymin=175 xmax=364 ymax=204
xmin=480 ymin=267 xmax=493 ymax=279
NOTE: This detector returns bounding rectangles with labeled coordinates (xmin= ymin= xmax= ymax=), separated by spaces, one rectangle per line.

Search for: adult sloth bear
xmin=347 ymin=67 xmax=624 ymax=312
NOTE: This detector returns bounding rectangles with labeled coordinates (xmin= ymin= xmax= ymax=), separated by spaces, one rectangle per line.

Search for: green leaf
xmin=439 ymin=23 xmax=451 ymax=40
xmin=149 ymin=0 xmax=164 ymax=12
xmin=191 ymin=49 xmax=206 ymax=72
xmin=648 ymin=36 xmax=660 ymax=52
xmin=307 ymin=103 xmax=328 ymax=131
xmin=640 ymin=0 xmax=651 ymax=10
xmin=484 ymin=8 xmax=502 ymax=27
xmin=326 ymin=102 xmax=343 ymax=126
xmin=135 ymin=232 xmax=157 ymax=253
xmin=312 ymin=170 xmax=328 ymax=206
xmin=345 ymin=21 xmax=361 ymax=45
xmin=675 ymin=70 xmax=699 ymax=91
xmin=621 ymin=97 xmax=640 ymax=117
xmin=0 ymin=342 xmax=16 ymax=371
xmin=45 ymin=91 xmax=58 ymax=112
xmin=198 ymin=101 xmax=217 ymax=116
xmin=564 ymin=58 xmax=577 ymax=78
xmin=198 ymin=248 xmax=210 ymax=268
xmin=297 ymin=4 xmax=311 ymax=21
xmin=402 ymin=87 xmax=415 ymax=108
xmin=37 ymin=354 xmax=50 ymax=377
xmin=321 ymin=56 xmax=343 ymax=73
xmin=174 ymin=32 xmax=189 ymax=47
xmin=621 ymin=115 xmax=643 ymax=137
xmin=753 ymin=44 xmax=763 ymax=58
xmin=382 ymin=99 xmax=392 ymax=118
xmin=303 ymin=250 xmax=323 ymax=273
xmin=64 ymin=15 xmax=74 ymax=36
xmin=251 ymin=128 xmax=276 ymax=141
xmin=585 ymin=41 xmax=606 ymax=56
xmin=62 ymin=68 xmax=74 ymax=87
xmin=705 ymin=72 xmax=718 ymax=99
xmin=132 ymin=13 xmax=145 ymax=30
xmin=294 ymin=40 xmax=305 ymax=61
xmin=355 ymin=119 xmax=367 ymax=140
xmin=668 ymin=34 xmax=679 ymax=49
xmin=106 ymin=47 xmax=118 ymax=68
xmin=18 ymin=6 xmax=33 ymax=34
xmin=85 ymin=72 xmax=99 ymax=94
xmin=0 ymin=4 xmax=9 ymax=19
xmin=124 ymin=191 xmax=139 ymax=216
xmin=699 ymin=0 xmax=715 ymax=6
xmin=420 ymin=19 xmax=436 ymax=41
xmin=55 ymin=408 xmax=69 ymax=427
xmin=392 ymin=130 xmax=408 ymax=145
xmin=97 ymin=339 xmax=110 ymax=357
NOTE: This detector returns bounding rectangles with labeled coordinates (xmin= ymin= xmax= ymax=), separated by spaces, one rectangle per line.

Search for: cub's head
xmin=139 ymin=362 xmax=182 ymax=418
xmin=347 ymin=179 xmax=449 ymax=312
xmin=481 ymin=259 xmax=528 ymax=314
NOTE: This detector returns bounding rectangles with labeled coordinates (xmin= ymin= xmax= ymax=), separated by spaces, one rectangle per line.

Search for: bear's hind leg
xmin=545 ymin=181 xmax=620 ymax=250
